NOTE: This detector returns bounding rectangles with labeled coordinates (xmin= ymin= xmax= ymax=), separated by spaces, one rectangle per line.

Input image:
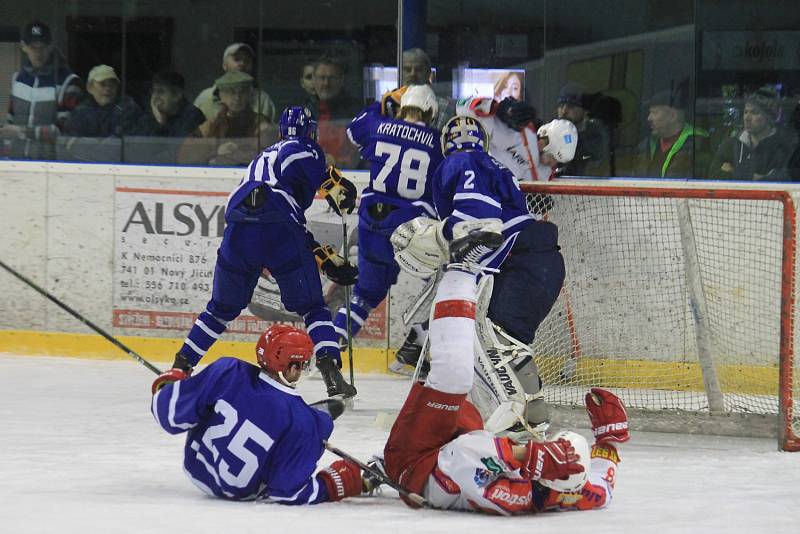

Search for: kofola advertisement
xmin=112 ymin=185 xmax=385 ymax=338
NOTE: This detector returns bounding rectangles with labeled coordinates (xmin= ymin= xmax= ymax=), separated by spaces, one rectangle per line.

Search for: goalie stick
xmin=0 ymin=258 xmax=163 ymax=375
xmin=323 ymin=441 xmax=431 ymax=508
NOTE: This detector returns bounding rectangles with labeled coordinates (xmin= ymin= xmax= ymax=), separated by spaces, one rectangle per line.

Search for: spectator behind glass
xmin=305 ymin=57 xmax=361 ymax=167
xmin=64 ymin=65 xmax=140 ymax=137
xmin=179 ymin=71 xmax=273 ymax=166
xmin=709 ymin=86 xmax=795 ymax=181
xmin=1 ymin=20 xmax=82 ymax=160
xmin=401 ymin=47 xmax=454 ymax=131
xmin=194 ymin=43 xmax=276 ymax=124
xmin=556 ymin=82 xmax=610 ymax=177
xmin=788 ymin=96 xmax=800 ymax=181
xmin=494 ymin=72 xmax=522 ymax=102
xmin=300 ymin=62 xmax=316 ymax=99
xmin=635 ymin=81 xmax=710 ymax=178
xmin=130 ymin=71 xmax=205 ymax=137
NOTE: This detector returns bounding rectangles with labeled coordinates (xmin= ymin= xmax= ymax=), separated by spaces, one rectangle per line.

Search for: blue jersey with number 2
xmin=152 ymin=357 xmax=333 ymax=504
xmin=347 ymin=103 xmax=441 ymax=216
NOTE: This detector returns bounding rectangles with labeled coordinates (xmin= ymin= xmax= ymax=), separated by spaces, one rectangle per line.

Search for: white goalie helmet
xmin=537 ymin=119 xmax=578 ymax=163
xmin=400 ymin=84 xmax=439 ymax=118
xmin=537 ymin=430 xmax=591 ymax=493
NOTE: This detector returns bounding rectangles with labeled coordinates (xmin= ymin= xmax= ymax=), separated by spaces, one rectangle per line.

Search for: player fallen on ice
xmin=385 ymin=226 xmax=630 ymax=513
xmin=151 ymin=325 xmax=365 ymax=503
xmin=330 ymin=85 xmax=443 ymax=347
xmin=391 ymin=115 xmax=574 ymax=441
xmin=164 ymin=106 xmax=358 ymax=398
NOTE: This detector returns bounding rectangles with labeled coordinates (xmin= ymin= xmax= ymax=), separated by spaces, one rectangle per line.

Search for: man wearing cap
xmin=636 ymin=81 xmax=710 ymax=179
xmin=1 ymin=20 xmax=82 ymax=159
xmin=193 ymin=43 xmax=276 ymax=124
xmin=64 ymin=65 xmax=141 ymax=138
xmin=179 ymin=71 xmax=272 ymax=165
xmin=709 ymin=86 xmax=795 ymax=181
xmin=555 ymin=82 xmax=610 ymax=177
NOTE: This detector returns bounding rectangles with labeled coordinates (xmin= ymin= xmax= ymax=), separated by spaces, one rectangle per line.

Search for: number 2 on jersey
xmin=373 ymin=141 xmax=430 ymax=200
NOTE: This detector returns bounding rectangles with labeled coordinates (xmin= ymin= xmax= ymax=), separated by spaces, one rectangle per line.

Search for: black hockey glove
xmin=495 ymin=97 xmax=538 ymax=131
xmin=314 ymin=243 xmax=359 ymax=286
xmin=320 ymin=166 xmax=357 ymax=216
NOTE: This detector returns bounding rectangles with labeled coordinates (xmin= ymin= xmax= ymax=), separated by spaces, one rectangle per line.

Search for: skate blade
xmin=388 ymin=360 xmax=416 ymax=377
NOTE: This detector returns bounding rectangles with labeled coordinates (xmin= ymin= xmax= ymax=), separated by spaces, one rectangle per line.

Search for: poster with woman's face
xmin=452 ymin=68 xmax=525 ymax=101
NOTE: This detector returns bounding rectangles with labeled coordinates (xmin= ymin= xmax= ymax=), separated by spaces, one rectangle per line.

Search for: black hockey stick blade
xmin=323 ymin=441 xmax=431 ymax=509
xmin=0 ymin=258 xmax=163 ymax=375
xmin=309 ymin=397 xmax=346 ymax=421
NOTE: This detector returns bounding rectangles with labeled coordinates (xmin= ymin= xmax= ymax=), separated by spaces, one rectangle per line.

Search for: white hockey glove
xmin=391 ymin=217 xmax=448 ymax=278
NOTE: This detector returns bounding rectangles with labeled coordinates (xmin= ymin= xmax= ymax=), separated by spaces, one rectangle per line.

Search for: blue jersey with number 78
xmin=347 ymin=103 xmax=442 ymax=217
xmin=152 ymin=357 xmax=333 ymax=503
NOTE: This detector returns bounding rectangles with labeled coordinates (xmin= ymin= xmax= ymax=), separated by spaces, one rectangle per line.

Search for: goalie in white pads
xmin=383 ymin=237 xmax=631 ymax=514
xmin=392 ymin=115 xmax=571 ymax=440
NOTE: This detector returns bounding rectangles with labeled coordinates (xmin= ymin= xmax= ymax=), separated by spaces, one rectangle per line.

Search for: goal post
xmin=520 ymin=180 xmax=799 ymax=451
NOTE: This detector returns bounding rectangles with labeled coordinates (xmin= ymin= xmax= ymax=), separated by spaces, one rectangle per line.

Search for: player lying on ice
xmin=150 ymin=325 xmax=364 ymax=504
xmin=384 ymin=220 xmax=630 ymax=514
xmin=391 ymin=114 xmax=577 ymax=442
xmin=166 ymin=106 xmax=359 ymax=399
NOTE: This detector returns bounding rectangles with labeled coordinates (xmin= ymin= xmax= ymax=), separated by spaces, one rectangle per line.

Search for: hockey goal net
xmin=521 ymin=181 xmax=800 ymax=451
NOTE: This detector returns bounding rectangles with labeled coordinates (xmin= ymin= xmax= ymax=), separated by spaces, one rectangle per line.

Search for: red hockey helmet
xmin=256 ymin=325 xmax=314 ymax=378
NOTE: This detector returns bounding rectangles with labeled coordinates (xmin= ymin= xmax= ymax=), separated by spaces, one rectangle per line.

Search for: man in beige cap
xmin=193 ymin=42 xmax=276 ymax=123
xmin=64 ymin=64 xmax=140 ymax=138
xmin=179 ymin=70 xmax=273 ymax=165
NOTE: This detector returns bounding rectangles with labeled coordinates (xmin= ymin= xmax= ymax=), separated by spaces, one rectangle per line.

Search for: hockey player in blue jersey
xmin=151 ymin=324 xmax=364 ymax=503
xmin=331 ymin=85 xmax=442 ymax=344
xmin=391 ymin=115 xmax=573 ymax=440
xmin=165 ymin=106 xmax=359 ymax=398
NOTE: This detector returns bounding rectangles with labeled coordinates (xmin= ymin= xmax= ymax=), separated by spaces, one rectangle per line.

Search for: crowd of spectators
xmin=3 ymin=19 xmax=800 ymax=181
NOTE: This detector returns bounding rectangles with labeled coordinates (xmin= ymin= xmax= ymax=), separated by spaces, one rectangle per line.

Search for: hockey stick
xmin=0 ymin=258 xmax=164 ymax=375
xmin=340 ymin=213 xmax=355 ymax=387
xmin=323 ymin=441 xmax=431 ymax=509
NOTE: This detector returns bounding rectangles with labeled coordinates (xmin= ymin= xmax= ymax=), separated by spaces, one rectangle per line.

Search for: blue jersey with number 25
xmin=347 ymin=103 xmax=442 ymax=215
xmin=152 ymin=357 xmax=333 ymax=504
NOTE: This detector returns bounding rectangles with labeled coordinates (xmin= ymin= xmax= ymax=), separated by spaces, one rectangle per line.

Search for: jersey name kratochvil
xmin=376 ymin=121 xmax=437 ymax=149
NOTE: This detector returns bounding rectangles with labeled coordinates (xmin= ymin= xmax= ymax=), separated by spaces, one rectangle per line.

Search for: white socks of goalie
xmin=425 ymin=268 xmax=478 ymax=395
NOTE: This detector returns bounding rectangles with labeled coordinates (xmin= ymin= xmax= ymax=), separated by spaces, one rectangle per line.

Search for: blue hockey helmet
xmin=279 ymin=106 xmax=317 ymax=140
xmin=441 ymin=115 xmax=489 ymax=156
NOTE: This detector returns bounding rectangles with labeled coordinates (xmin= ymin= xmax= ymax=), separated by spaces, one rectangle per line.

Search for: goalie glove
xmin=316 ymin=459 xmax=364 ymax=502
xmin=390 ymin=216 xmax=448 ymax=278
xmin=495 ymin=97 xmax=538 ymax=131
xmin=319 ymin=166 xmax=357 ymax=216
xmin=314 ymin=243 xmax=358 ymax=286
xmin=380 ymin=86 xmax=408 ymax=118
xmin=585 ymin=387 xmax=630 ymax=444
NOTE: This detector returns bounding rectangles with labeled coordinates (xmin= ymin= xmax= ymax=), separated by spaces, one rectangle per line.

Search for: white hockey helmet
xmin=537 ymin=119 xmax=578 ymax=163
xmin=400 ymin=84 xmax=439 ymax=118
xmin=537 ymin=430 xmax=590 ymax=493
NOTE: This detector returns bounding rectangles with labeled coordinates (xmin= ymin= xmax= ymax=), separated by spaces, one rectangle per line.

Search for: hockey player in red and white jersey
xmin=384 ymin=223 xmax=630 ymax=514
xmin=457 ymin=96 xmax=578 ymax=182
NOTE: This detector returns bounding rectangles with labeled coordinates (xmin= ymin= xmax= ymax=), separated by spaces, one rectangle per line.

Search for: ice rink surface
xmin=2 ymin=354 xmax=798 ymax=534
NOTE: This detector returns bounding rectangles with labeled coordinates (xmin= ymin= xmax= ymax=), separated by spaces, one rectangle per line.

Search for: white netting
xmin=522 ymin=182 xmax=799 ymax=449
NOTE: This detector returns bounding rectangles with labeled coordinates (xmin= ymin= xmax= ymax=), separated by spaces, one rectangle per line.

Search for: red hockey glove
xmin=151 ymin=368 xmax=190 ymax=395
xmin=317 ymin=459 xmax=363 ymax=502
xmin=585 ymin=387 xmax=630 ymax=444
xmin=521 ymin=438 xmax=585 ymax=483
